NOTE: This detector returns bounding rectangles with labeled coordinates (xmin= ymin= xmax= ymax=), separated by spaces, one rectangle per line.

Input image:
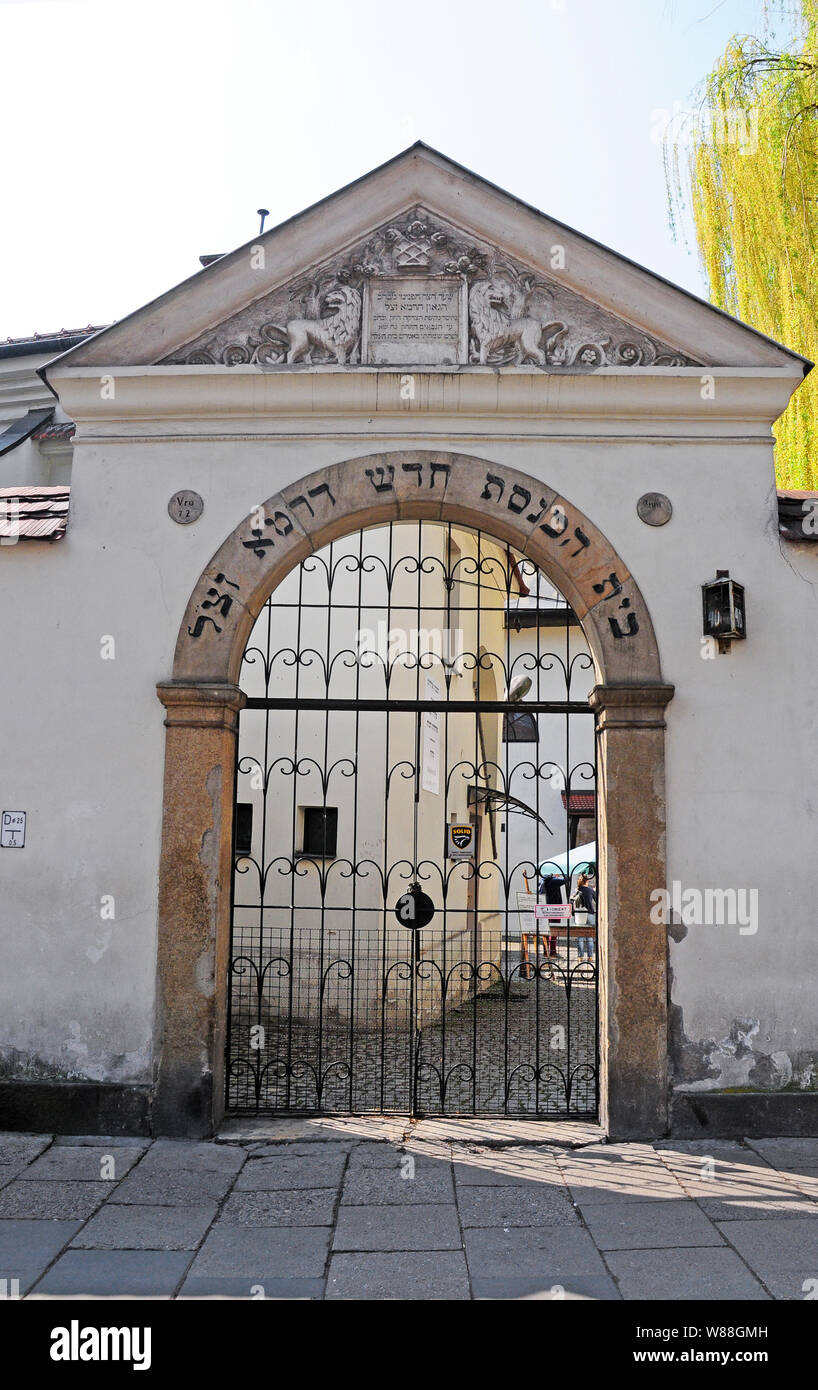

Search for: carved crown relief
xmin=161 ymin=208 xmax=698 ymax=369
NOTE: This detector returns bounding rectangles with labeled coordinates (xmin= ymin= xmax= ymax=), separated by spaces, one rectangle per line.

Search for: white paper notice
xmin=421 ymin=677 xmax=441 ymax=795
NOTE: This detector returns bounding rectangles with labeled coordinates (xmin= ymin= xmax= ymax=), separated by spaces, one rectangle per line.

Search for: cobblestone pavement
xmin=2 ymin=1121 xmax=818 ymax=1299
xmin=228 ymin=942 xmax=597 ymax=1116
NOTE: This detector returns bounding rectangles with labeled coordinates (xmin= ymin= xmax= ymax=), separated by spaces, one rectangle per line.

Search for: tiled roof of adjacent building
xmin=560 ymin=791 xmax=596 ymax=813
xmin=778 ymin=490 xmax=818 ymax=542
xmin=32 ymin=420 xmax=75 ymax=441
xmin=0 ymin=326 xmax=108 ymax=360
xmin=0 ymin=486 xmax=70 ymax=541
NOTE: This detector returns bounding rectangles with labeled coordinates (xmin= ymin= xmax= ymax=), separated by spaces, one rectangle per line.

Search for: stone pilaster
xmin=589 ymin=683 xmax=675 ymax=1139
xmin=153 ymin=682 xmax=245 ymax=1136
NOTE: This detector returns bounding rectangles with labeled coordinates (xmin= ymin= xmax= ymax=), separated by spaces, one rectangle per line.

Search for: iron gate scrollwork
xmin=226 ymin=520 xmax=599 ymax=1116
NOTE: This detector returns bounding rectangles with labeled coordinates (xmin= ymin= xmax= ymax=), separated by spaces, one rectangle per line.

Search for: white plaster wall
xmin=1 ymin=378 xmax=817 ymax=1092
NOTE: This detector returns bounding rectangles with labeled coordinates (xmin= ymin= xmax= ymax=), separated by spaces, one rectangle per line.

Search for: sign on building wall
xmin=1 ymin=811 xmax=26 ymax=848
xmin=447 ymin=823 xmax=474 ymax=859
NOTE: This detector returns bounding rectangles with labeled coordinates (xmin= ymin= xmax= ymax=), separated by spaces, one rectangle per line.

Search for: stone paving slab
xmin=654 ymin=1147 xmax=818 ymax=1218
xmin=605 ymin=1246 xmax=770 ymax=1301
xmin=235 ymin=1156 xmax=345 ymax=1191
xmin=746 ymin=1267 xmax=818 ymax=1300
xmin=557 ymin=1150 xmax=686 ymax=1205
xmin=110 ymin=1167 xmax=239 ymax=1206
xmin=0 ymin=1217 xmax=83 ymax=1263
xmin=344 ymin=1142 xmax=412 ymax=1168
xmin=716 ymin=1215 xmax=818 ymax=1287
xmin=0 ymin=1218 xmax=84 ymax=1294
xmin=220 ymin=1189 xmax=338 ymax=1226
xmin=464 ymin=1224 xmax=607 ymax=1278
xmin=746 ymin=1138 xmax=818 ymax=1169
xmin=247 ymin=1141 xmax=353 ymax=1159
xmin=457 ymin=1184 xmax=579 ymax=1228
xmin=341 ymin=1164 xmax=455 ymax=1205
xmin=52 ymin=1135 xmax=152 ymax=1149
xmin=472 ymin=1273 xmax=621 ymax=1300
xmin=695 ymin=1193 xmax=818 ymax=1222
xmin=0 ymin=1179 xmax=112 ymax=1221
xmin=332 ymin=1203 xmax=462 ymax=1251
xmin=31 ymin=1249 xmax=191 ymax=1297
xmin=0 ymin=1135 xmax=51 ymax=1164
xmin=656 ymin=1143 xmax=793 ymax=1193
xmin=179 ymin=1274 xmax=325 ymax=1298
xmin=577 ymin=1198 xmax=725 ymax=1250
xmin=0 ymin=1164 xmax=27 ymax=1190
xmin=452 ymin=1146 xmax=563 ymax=1186
xmin=326 ymin=1250 xmax=470 ymax=1299
xmin=135 ymin=1141 xmax=246 ymax=1174
xmin=776 ymin=1169 xmax=818 ymax=1200
xmin=186 ymin=1224 xmax=330 ymax=1279
xmin=71 ymin=1203 xmax=218 ymax=1250
xmin=24 ymin=1145 xmax=146 ymax=1182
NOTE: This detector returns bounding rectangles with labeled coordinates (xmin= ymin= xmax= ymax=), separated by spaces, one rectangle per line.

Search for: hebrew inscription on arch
xmin=176 ymin=453 xmax=660 ymax=689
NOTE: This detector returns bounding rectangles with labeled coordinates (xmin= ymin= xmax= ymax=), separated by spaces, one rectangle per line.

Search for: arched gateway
xmin=155 ymin=450 xmax=673 ymax=1138
xmin=8 ymin=142 xmax=807 ymax=1145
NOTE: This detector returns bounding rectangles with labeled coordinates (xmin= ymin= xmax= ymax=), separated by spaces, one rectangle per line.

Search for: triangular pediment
xmin=159 ymin=205 xmax=699 ymax=370
xmin=48 ymin=144 xmax=808 ymax=374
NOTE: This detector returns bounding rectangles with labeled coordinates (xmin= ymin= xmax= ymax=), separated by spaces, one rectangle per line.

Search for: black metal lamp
xmin=702 ymin=570 xmax=746 ymax=651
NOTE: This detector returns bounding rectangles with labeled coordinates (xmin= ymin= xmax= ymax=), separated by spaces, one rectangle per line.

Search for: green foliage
xmin=667 ymin=1 xmax=818 ymax=488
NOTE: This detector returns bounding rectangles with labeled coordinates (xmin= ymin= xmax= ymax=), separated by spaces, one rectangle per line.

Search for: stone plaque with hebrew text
xmin=362 ymin=275 xmax=466 ymax=365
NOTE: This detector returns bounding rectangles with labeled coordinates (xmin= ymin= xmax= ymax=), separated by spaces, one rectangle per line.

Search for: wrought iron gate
xmin=226 ymin=520 xmax=598 ymax=1116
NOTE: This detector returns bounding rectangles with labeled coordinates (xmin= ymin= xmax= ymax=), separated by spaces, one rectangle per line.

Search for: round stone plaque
xmin=637 ymin=492 xmax=672 ymax=527
xmin=168 ymin=490 xmax=204 ymax=525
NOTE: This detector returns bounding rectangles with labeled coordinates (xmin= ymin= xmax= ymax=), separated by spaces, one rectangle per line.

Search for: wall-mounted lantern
xmin=702 ymin=570 xmax=746 ymax=652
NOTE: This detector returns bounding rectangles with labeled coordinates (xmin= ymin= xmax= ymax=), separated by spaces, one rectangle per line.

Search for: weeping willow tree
xmin=667 ymin=1 xmax=818 ymax=488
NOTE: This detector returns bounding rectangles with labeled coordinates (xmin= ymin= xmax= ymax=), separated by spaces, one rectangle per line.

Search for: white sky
xmin=0 ymin=0 xmax=794 ymax=340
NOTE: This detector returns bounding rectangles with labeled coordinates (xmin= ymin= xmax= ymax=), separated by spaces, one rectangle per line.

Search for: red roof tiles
xmin=0 ymin=486 xmax=70 ymax=541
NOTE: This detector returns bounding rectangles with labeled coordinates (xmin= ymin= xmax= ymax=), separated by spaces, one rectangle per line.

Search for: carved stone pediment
xmin=160 ymin=207 xmax=699 ymax=370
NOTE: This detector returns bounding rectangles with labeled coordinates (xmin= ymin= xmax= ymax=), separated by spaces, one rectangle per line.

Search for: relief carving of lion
xmin=468 ymin=279 xmax=560 ymax=366
xmin=284 ymin=284 xmax=362 ymax=364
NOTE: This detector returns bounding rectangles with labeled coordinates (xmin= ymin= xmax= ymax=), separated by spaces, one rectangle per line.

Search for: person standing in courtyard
xmin=573 ymin=871 xmax=597 ymax=964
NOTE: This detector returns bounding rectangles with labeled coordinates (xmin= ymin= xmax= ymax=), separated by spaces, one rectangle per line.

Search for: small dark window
xmin=503 ymin=710 xmax=539 ymax=742
xmin=234 ymin=803 xmax=253 ymax=856
xmin=302 ymin=806 xmax=338 ymax=857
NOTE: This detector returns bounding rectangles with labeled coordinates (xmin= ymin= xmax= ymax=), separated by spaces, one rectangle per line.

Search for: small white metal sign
xmin=447 ymin=824 xmax=474 ymax=860
xmin=1 ymin=811 xmax=26 ymax=848
xmin=535 ymin=903 xmax=571 ymax=920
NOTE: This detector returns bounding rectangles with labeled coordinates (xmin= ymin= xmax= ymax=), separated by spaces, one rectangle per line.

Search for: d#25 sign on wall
xmin=1 ymin=812 xmax=25 ymax=848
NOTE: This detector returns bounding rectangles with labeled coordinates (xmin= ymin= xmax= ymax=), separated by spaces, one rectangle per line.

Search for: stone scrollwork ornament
xmin=163 ymin=205 xmax=698 ymax=370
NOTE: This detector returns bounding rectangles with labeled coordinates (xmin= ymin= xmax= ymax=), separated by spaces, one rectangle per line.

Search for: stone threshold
xmin=216 ymin=1114 xmax=604 ymax=1149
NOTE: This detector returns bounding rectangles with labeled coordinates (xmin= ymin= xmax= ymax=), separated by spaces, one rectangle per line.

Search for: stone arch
xmin=169 ymin=450 xmax=663 ymax=688
xmin=155 ymin=451 xmax=673 ymax=1139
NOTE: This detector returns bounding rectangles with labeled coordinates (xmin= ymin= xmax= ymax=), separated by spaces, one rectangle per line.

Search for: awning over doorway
xmin=539 ymin=841 xmax=596 ymax=879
